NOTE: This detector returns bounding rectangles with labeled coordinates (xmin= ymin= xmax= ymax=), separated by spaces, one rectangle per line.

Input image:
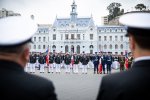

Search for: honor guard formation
xmin=1 ymin=4 xmax=149 ymax=99
xmin=25 ymin=51 xmax=133 ymax=74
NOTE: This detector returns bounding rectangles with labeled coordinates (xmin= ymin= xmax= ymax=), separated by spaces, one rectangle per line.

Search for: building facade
xmin=97 ymin=26 xmax=129 ymax=54
xmin=30 ymin=1 xmax=130 ymax=54
xmin=101 ymin=16 xmax=109 ymax=25
xmin=0 ymin=8 xmax=21 ymax=19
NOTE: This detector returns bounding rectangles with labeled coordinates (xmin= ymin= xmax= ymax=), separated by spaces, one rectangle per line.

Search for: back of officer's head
xmin=0 ymin=16 xmax=37 ymax=67
xmin=119 ymin=12 xmax=150 ymax=58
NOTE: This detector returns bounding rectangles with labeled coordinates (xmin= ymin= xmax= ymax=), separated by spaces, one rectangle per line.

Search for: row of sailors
xmin=26 ymin=52 xmax=89 ymax=74
xmin=25 ymin=52 xmax=134 ymax=74
xmin=93 ymin=52 xmax=134 ymax=74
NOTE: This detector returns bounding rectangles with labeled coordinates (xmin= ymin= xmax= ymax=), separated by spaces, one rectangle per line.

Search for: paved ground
xmin=33 ymin=68 xmax=119 ymax=100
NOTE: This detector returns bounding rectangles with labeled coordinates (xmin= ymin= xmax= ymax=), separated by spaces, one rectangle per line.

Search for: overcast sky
xmin=0 ymin=0 xmax=150 ymax=25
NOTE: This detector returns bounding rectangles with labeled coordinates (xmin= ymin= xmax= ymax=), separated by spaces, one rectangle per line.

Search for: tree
xmin=107 ymin=2 xmax=124 ymax=21
xmin=135 ymin=4 xmax=146 ymax=11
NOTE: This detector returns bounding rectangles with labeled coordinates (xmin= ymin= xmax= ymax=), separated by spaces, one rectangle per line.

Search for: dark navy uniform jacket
xmin=64 ymin=55 xmax=71 ymax=65
xmin=93 ymin=55 xmax=99 ymax=65
xmin=97 ymin=60 xmax=150 ymax=100
xmin=81 ymin=56 xmax=89 ymax=65
xmin=29 ymin=55 xmax=36 ymax=64
xmin=101 ymin=55 xmax=107 ymax=65
xmin=0 ymin=60 xmax=57 ymax=100
xmin=38 ymin=56 xmax=45 ymax=64
xmin=49 ymin=55 xmax=54 ymax=64
xmin=55 ymin=56 xmax=62 ymax=64
xmin=106 ymin=55 xmax=113 ymax=65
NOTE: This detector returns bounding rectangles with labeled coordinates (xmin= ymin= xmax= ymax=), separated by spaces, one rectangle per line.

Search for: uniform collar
xmin=0 ymin=60 xmax=24 ymax=71
xmin=132 ymin=56 xmax=150 ymax=68
xmin=134 ymin=56 xmax=150 ymax=62
xmin=132 ymin=60 xmax=150 ymax=68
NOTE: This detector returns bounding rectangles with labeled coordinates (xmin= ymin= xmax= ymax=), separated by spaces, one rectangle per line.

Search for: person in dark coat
xmin=48 ymin=53 xmax=55 ymax=73
xmin=93 ymin=52 xmax=100 ymax=74
xmin=0 ymin=16 xmax=57 ymax=100
xmin=128 ymin=52 xmax=134 ymax=69
xmin=39 ymin=54 xmax=46 ymax=73
xmin=64 ymin=53 xmax=71 ymax=73
xmin=105 ymin=52 xmax=113 ymax=74
xmin=81 ymin=54 xmax=89 ymax=74
xmin=29 ymin=53 xmax=36 ymax=73
xmin=118 ymin=54 xmax=125 ymax=71
xmin=73 ymin=53 xmax=80 ymax=74
xmin=97 ymin=12 xmax=150 ymax=100
xmin=101 ymin=52 xmax=107 ymax=74
xmin=55 ymin=53 xmax=62 ymax=73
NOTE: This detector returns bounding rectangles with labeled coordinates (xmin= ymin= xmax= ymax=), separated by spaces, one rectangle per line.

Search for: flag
xmin=125 ymin=50 xmax=129 ymax=70
xmin=125 ymin=50 xmax=128 ymax=59
xmin=46 ymin=47 xmax=50 ymax=65
xmin=71 ymin=55 xmax=74 ymax=66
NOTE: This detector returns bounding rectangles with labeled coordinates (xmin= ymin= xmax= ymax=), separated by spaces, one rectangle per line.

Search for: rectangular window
xmin=90 ymin=34 xmax=93 ymax=40
xmin=110 ymin=36 xmax=112 ymax=41
xmin=71 ymin=34 xmax=74 ymax=39
xmin=65 ymin=34 xmax=69 ymax=40
xmin=83 ymin=34 xmax=85 ymax=40
xmin=39 ymin=37 xmax=41 ymax=42
xmin=43 ymin=45 xmax=45 ymax=49
xmin=38 ymin=45 xmax=41 ymax=49
xmin=99 ymin=36 xmax=101 ymax=41
xmin=43 ymin=37 xmax=46 ymax=42
xmin=34 ymin=37 xmax=36 ymax=42
xmin=104 ymin=36 xmax=107 ymax=41
xmin=53 ymin=34 xmax=56 ymax=40
xmin=121 ymin=36 xmax=123 ymax=41
xmin=115 ymin=36 xmax=118 ymax=41
xmin=77 ymin=34 xmax=80 ymax=40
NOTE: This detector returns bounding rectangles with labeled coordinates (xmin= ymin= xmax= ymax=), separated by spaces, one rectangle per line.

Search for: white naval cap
xmin=119 ymin=12 xmax=150 ymax=36
xmin=0 ymin=16 xmax=37 ymax=47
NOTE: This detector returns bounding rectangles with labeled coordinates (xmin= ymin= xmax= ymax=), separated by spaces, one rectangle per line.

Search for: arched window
xmin=104 ymin=44 xmax=107 ymax=49
xmin=99 ymin=45 xmax=101 ymax=50
xmin=34 ymin=37 xmax=36 ymax=42
xmin=43 ymin=37 xmax=46 ymax=42
xmin=110 ymin=29 xmax=112 ymax=32
xmin=115 ymin=44 xmax=118 ymax=49
xmin=39 ymin=37 xmax=41 ymax=42
xmin=109 ymin=44 xmax=112 ymax=49
xmin=77 ymin=45 xmax=80 ymax=54
xmin=120 ymin=44 xmax=123 ymax=49
xmin=65 ymin=45 xmax=68 ymax=53
xmin=89 ymin=45 xmax=94 ymax=49
xmin=43 ymin=45 xmax=46 ymax=49
xmin=52 ymin=45 xmax=56 ymax=49
xmin=38 ymin=45 xmax=41 ymax=49
xmin=34 ymin=45 xmax=36 ymax=49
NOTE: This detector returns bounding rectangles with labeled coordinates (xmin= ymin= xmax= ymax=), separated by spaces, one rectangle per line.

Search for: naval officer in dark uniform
xmin=106 ymin=52 xmax=113 ymax=74
xmin=93 ymin=52 xmax=100 ymax=74
xmin=97 ymin=12 xmax=150 ymax=100
xmin=0 ymin=16 xmax=57 ymax=100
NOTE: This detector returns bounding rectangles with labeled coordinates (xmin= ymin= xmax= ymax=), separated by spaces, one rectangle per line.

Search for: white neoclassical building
xmin=97 ymin=26 xmax=129 ymax=54
xmin=30 ymin=0 xmax=130 ymax=54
